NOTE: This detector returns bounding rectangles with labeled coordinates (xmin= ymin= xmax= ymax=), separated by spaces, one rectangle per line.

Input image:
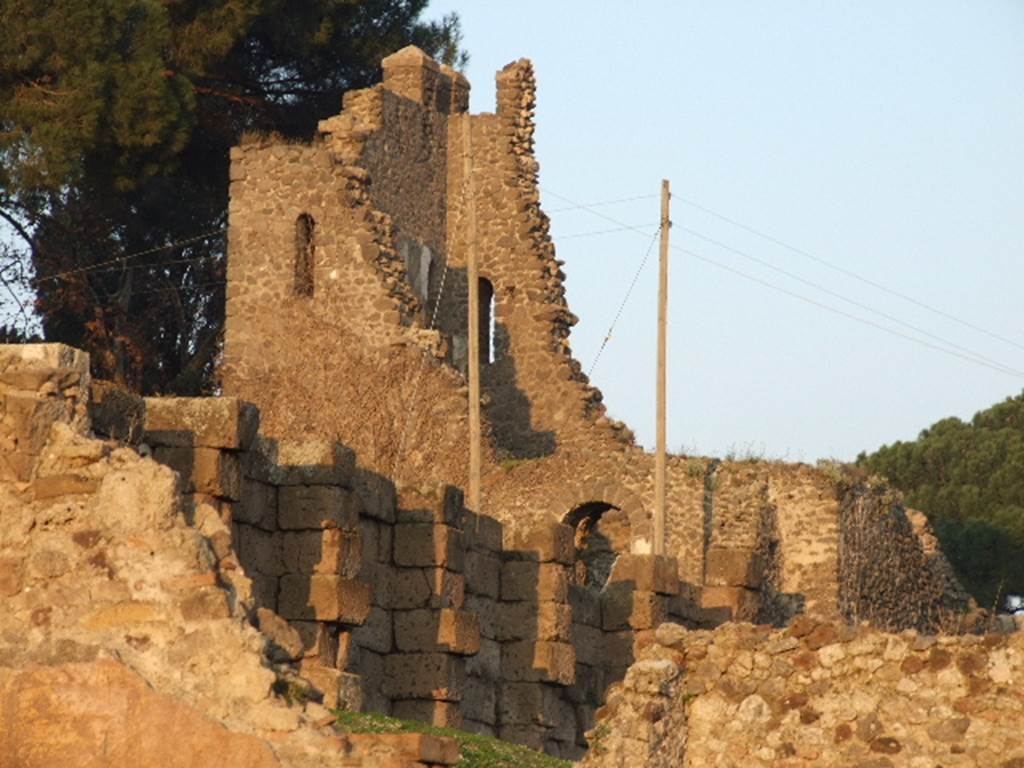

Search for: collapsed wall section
xmin=582 ymin=619 xmax=1024 ymax=768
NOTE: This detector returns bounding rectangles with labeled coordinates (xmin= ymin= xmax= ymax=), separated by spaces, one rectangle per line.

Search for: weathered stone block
xmin=425 ymin=568 xmax=465 ymax=609
xmin=704 ymin=547 xmax=763 ymax=588
xmin=601 ymin=584 xmax=667 ymax=631
xmin=571 ymin=624 xmax=605 ymax=667
xmin=394 ymin=608 xmax=480 ymax=655
xmin=281 ymin=529 xmax=361 ymax=577
xmin=462 ymin=512 xmax=503 ymax=552
xmin=464 ymin=595 xmax=501 ymax=641
xmin=235 ymin=523 xmax=284 ymax=576
xmin=144 ymin=396 xmax=259 ymax=450
xmin=699 ymin=585 xmax=760 ymax=621
xmin=506 ymin=524 xmax=574 ymax=564
xmin=607 ymin=554 xmax=680 ymax=595
xmin=462 ymin=676 xmax=497 ymax=725
xmin=193 ymin=448 xmax=242 ymax=500
xmin=396 ymin=484 xmax=464 ymax=526
xmin=235 ymin=480 xmax=277 ymax=531
xmin=393 ymin=523 xmax=464 ymax=571
xmin=382 ymin=653 xmax=465 ymax=701
xmin=464 ymin=551 xmax=501 ymax=598
xmin=501 ymin=561 xmax=568 ymax=603
xmin=499 ymin=682 xmax=564 ymax=726
xmin=277 ymin=574 xmax=371 ymax=623
xmin=567 ymin=663 xmax=605 ymax=705
xmin=278 ymin=485 xmax=360 ymax=530
xmin=386 ymin=568 xmax=431 ymax=609
xmin=497 ymin=601 xmax=572 ymax=642
xmin=465 ymin=637 xmax=501 ymax=679
xmin=569 ymin=584 xmax=601 ymax=627
xmin=502 ymin=640 xmax=575 ymax=685
xmin=351 ymin=605 xmax=392 ymax=654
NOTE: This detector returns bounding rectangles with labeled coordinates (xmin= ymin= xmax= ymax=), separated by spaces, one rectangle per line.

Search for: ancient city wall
xmin=582 ymin=618 xmax=1024 ymax=768
xmin=141 ymin=389 xmax=690 ymax=760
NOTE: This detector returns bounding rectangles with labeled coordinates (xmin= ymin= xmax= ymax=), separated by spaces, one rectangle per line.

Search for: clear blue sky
xmin=428 ymin=0 xmax=1024 ymax=462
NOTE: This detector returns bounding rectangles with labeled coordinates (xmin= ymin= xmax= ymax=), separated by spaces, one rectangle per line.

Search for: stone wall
xmin=583 ymin=618 xmax=1024 ymax=767
xmin=140 ymin=388 xmax=692 ymax=760
xmin=0 ymin=344 xmax=462 ymax=767
xmin=838 ymin=482 xmax=976 ymax=633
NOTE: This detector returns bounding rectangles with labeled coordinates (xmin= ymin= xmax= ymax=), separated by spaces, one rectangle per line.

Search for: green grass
xmin=332 ymin=709 xmax=572 ymax=768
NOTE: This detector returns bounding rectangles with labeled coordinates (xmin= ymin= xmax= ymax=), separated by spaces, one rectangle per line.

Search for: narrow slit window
xmin=294 ymin=213 xmax=315 ymax=297
xmin=478 ymin=277 xmax=495 ymax=363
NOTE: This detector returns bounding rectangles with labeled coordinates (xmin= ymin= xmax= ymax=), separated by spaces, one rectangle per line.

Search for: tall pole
xmin=463 ymin=114 xmax=482 ymax=513
xmin=654 ymin=179 xmax=671 ymax=556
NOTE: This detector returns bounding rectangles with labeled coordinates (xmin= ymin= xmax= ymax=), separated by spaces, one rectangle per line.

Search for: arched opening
xmin=294 ymin=213 xmax=315 ymax=297
xmin=565 ymin=502 xmax=630 ymax=590
xmin=478 ymin=277 xmax=495 ymax=364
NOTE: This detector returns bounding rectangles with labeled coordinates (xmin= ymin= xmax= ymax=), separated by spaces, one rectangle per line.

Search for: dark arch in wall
xmin=555 ymin=480 xmax=650 ymax=555
xmin=565 ymin=501 xmax=622 ymax=589
xmin=294 ymin=213 xmax=316 ymax=297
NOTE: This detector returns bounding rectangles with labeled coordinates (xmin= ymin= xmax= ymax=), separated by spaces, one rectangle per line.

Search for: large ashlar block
xmin=393 ymin=608 xmax=480 ymax=655
xmin=235 ymin=479 xmax=278 ymax=531
xmin=281 ymin=529 xmax=361 ymax=577
xmin=144 ymin=396 xmax=259 ymax=450
xmin=502 ymin=640 xmax=575 ymax=685
xmin=501 ymin=561 xmax=568 ymax=603
xmin=152 ymin=445 xmax=241 ymax=499
xmin=461 ymin=512 xmax=503 ymax=552
xmin=393 ymin=523 xmax=464 ymax=571
xmin=601 ymin=585 xmax=667 ymax=631
xmin=497 ymin=601 xmax=572 ymax=642
xmin=396 ymin=484 xmax=464 ymax=526
xmin=699 ymin=585 xmax=760 ymax=622
xmin=382 ymin=653 xmax=465 ymax=701
xmin=607 ymin=554 xmax=680 ymax=595
xmin=277 ymin=573 xmax=371 ymax=623
xmin=505 ymin=524 xmax=574 ymax=564
xmin=465 ymin=637 xmax=501 ymax=679
xmin=704 ymin=547 xmax=764 ymax=588
xmin=462 ymin=676 xmax=497 ymax=725
xmin=498 ymin=682 xmax=564 ymax=727
xmin=278 ymin=485 xmax=360 ymax=530
xmin=569 ymin=584 xmax=601 ymax=627
xmin=570 ymin=624 xmax=605 ymax=668
xmin=464 ymin=551 xmax=500 ymax=599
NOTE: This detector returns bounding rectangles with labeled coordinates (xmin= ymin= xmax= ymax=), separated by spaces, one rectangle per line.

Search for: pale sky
xmin=429 ymin=0 xmax=1024 ymax=461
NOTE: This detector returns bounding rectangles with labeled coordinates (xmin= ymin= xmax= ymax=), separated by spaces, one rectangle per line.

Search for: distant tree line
xmin=0 ymin=0 xmax=465 ymax=393
xmin=858 ymin=392 xmax=1024 ymax=607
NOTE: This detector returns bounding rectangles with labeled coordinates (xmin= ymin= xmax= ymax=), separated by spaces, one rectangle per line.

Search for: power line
xmin=541 ymin=187 xmax=1024 ymax=380
xmin=553 ymin=223 xmax=659 ymax=241
xmin=31 ymin=230 xmax=225 ymax=285
xmin=587 ymin=226 xmax=661 ymax=378
xmin=680 ymin=244 xmax=1024 ymax=380
xmin=681 ymin=225 xmax=1024 ymax=376
xmin=545 ymin=193 xmax=658 ymax=214
xmin=670 ymin=193 xmax=1024 ymax=353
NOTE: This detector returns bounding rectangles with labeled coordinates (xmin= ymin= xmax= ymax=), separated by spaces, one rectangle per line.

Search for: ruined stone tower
xmin=222 ymin=46 xmax=970 ymax=631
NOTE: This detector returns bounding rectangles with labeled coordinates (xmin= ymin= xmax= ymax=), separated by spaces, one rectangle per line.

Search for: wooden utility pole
xmin=463 ymin=114 xmax=482 ymax=513
xmin=654 ymin=179 xmax=671 ymax=555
